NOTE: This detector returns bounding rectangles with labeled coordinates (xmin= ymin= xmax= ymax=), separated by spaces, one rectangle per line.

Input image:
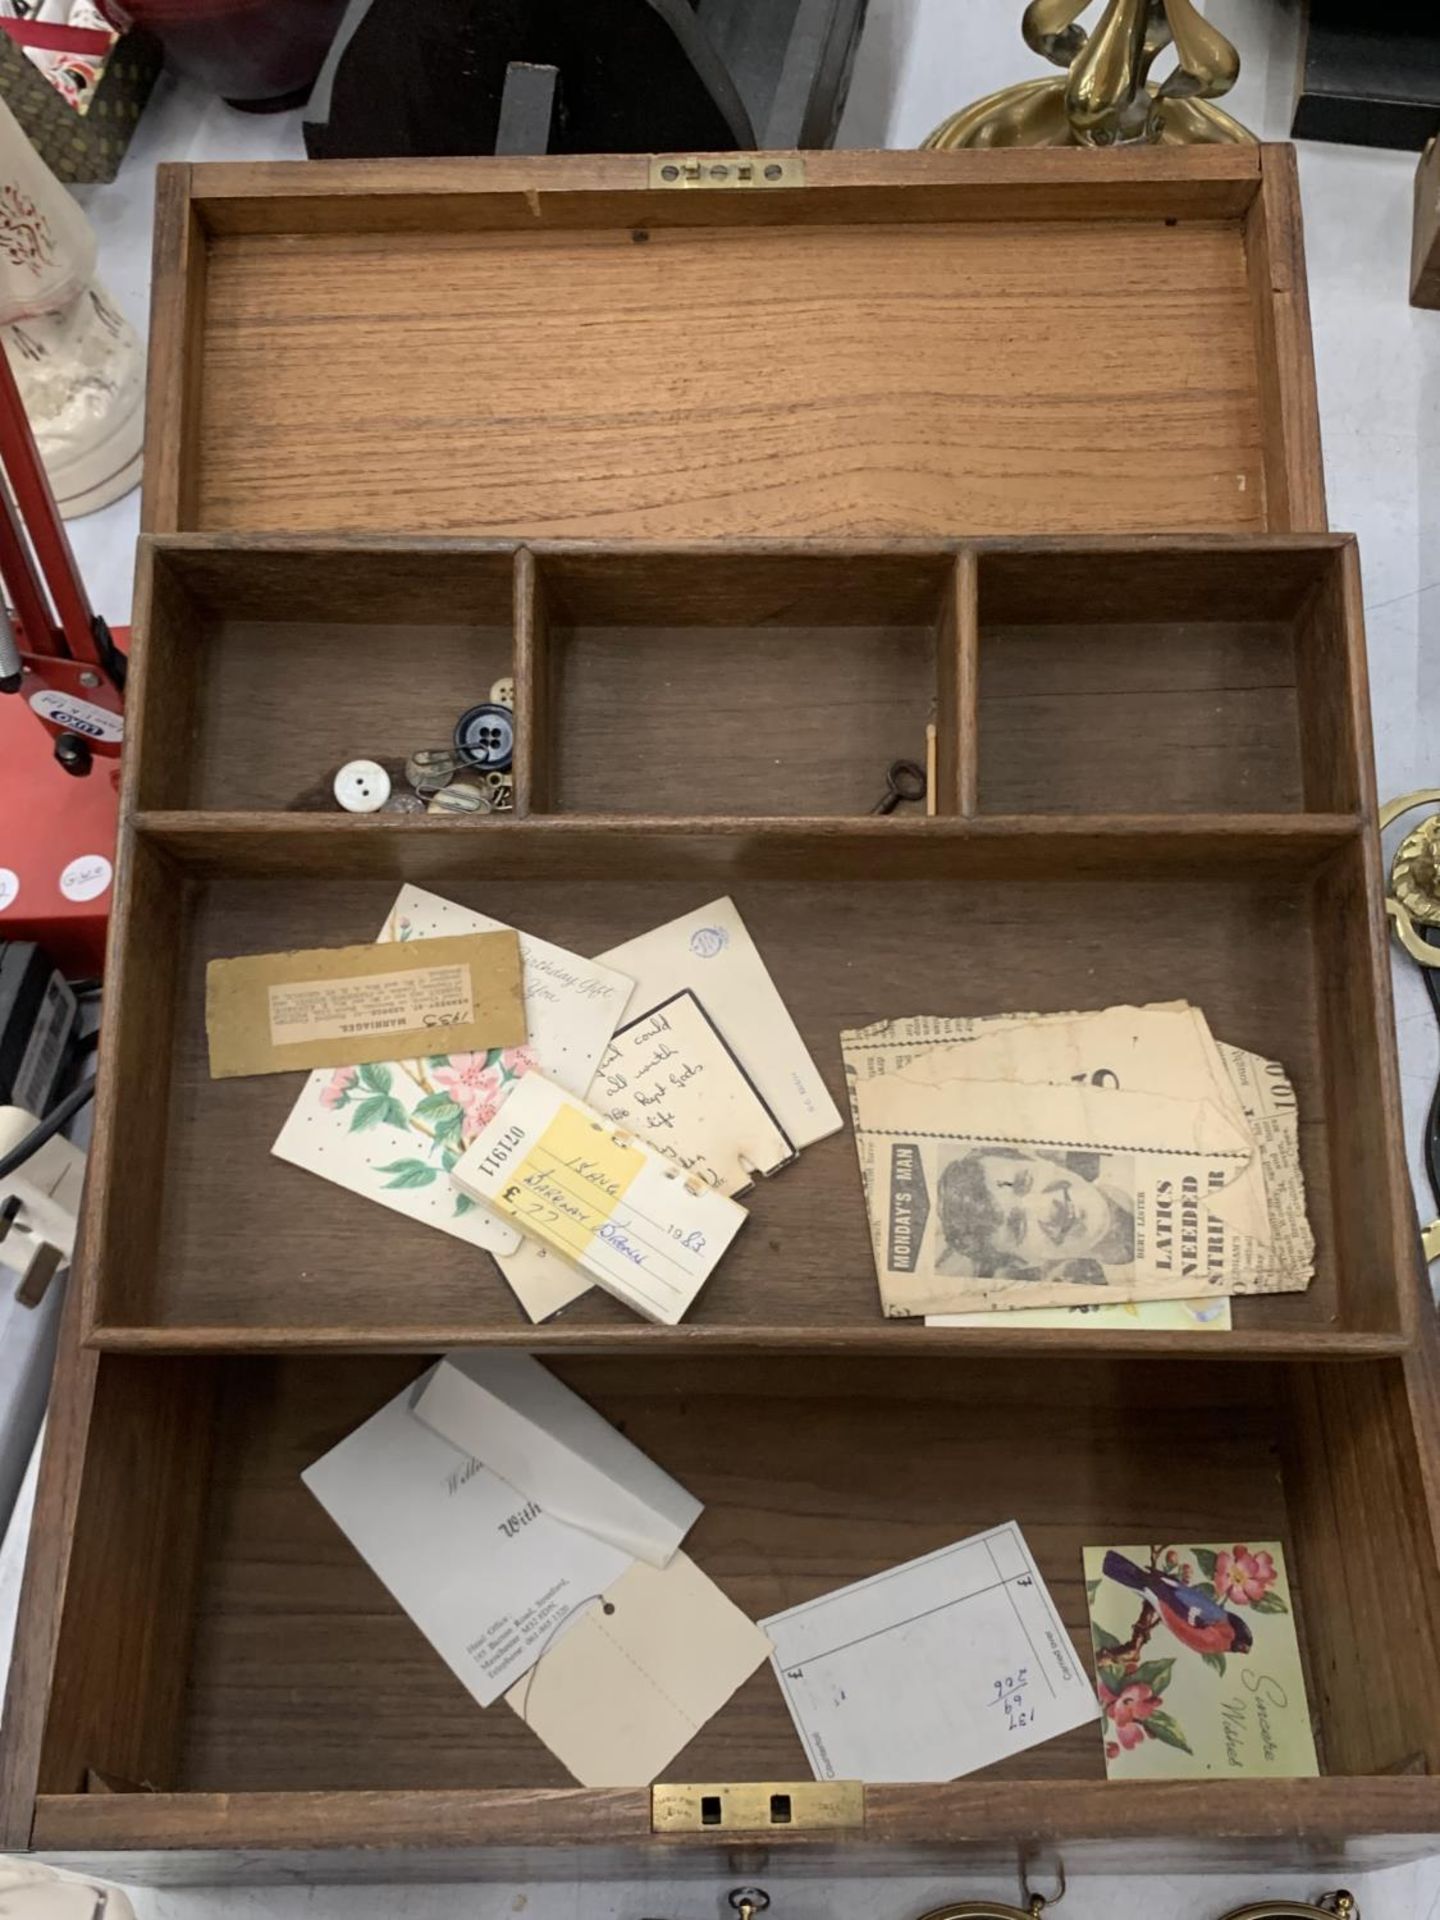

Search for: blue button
xmin=454 ymin=703 xmax=514 ymax=772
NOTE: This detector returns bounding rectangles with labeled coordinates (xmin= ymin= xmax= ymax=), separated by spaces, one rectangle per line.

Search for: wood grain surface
xmin=24 ymin=1350 xmax=1440 ymax=1832
xmin=25 ymin=1784 xmax=1440 ymax=1877
xmin=183 ymin=147 xmax=1267 ymax=237
xmin=190 ymin=219 xmax=1266 ymax=540
xmin=86 ymin=1354 xmax=1295 ymax=1794
xmin=139 ymin=148 xmax=1325 ymax=545
xmin=1243 ymin=145 xmax=1326 ymax=533
xmin=978 ymin=616 xmax=1303 ymax=815
xmin=86 ymin=858 xmax=1361 ymax=1344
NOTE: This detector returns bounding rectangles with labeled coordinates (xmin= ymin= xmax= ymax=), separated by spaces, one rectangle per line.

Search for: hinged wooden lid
xmin=146 ymin=145 xmax=1324 ymax=541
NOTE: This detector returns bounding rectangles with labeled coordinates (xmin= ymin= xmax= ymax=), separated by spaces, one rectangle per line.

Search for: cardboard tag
xmin=207 ymin=930 xmax=525 ymax=1078
xmin=596 ymin=897 xmax=842 ymax=1153
xmin=505 ymin=1553 xmax=771 ymax=1786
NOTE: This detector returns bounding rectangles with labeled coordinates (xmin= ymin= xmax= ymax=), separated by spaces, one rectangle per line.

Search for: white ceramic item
xmin=0 ymin=1855 xmax=137 ymax=1916
xmin=0 ymin=86 xmax=142 ymax=517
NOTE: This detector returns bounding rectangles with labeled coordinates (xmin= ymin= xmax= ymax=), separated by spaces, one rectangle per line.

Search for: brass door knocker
xmin=1217 ymin=1894 xmax=1357 ymax=1920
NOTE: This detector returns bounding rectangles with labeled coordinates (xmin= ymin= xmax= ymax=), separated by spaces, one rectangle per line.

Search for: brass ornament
xmin=917 ymin=1867 xmax=1064 ymax=1920
xmin=1382 ymin=788 xmax=1440 ymax=1262
xmin=914 ymin=1904 xmax=1043 ymax=1920
xmin=1216 ymin=1895 xmax=1357 ymax=1920
xmin=924 ymin=0 xmax=1253 ymax=150
xmin=1394 ymin=813 xmax=1440 ymax=927
xmin=1382 ymin=788 xmax=1440 ymax=965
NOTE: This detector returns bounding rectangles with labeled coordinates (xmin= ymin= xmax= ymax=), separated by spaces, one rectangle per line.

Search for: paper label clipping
xmin=267 ymin=960 xmax=474 ymax=1049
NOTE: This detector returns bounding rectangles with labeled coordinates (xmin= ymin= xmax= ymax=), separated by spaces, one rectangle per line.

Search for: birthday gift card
xmin=272 ymin=886 xmax=633 ymax=1310
xmin=1083 ymin=1541 xmax=1318 ymax=1779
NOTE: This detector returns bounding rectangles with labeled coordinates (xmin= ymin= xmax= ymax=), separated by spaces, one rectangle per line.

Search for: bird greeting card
xmin=1083 ymin=1541 xmax=1319 ymax=1779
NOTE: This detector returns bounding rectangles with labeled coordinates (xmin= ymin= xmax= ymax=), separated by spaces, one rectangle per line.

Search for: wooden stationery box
xmin=8 ymin=149 xmax=1440 ymax=1884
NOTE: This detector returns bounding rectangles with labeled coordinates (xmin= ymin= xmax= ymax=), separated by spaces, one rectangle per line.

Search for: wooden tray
xmin=8 ymin=1346 xmax=1440 ymax=1880
xmin=10 ymin=154 xmax=1439 ymax=1884
xmin=143 ymin=145 xmax=1325 ymax=542
xmin=81 ymin=531 xmax=1411 ymax=1355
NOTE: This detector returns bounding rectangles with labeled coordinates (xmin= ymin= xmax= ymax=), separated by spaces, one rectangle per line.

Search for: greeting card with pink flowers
xmin=273 ymin=886 xmax=634 ymax=1276
xmin=1083 ymin=1539 xmax=1318 ymax=1780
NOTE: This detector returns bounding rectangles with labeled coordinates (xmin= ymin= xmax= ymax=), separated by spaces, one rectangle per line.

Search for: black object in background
xmin=0 ymin=943 xmax=76 ymax=1121
xmin=305 ymin=0 xmax=754 ymax=158
xmin=304 ymin=0 xmax=868 ymax=158
xmin=1292 ymin=0 xmax=1440 ymax=152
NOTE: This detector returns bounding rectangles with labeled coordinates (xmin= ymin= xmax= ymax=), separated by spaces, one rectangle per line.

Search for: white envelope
xmin=302 ymin=1369 xmax=632 ymax=1707
xmin=596 ymin=897 xmax=841 ymax=1153
xmin=414 ymin=1351 xmax=701 ymax=1568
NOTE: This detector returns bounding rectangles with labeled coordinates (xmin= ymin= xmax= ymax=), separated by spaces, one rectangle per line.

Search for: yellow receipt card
xmin=451 ymin=1073 xmax=747 ymax=1324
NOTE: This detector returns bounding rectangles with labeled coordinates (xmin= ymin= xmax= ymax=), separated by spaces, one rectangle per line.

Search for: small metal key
xmin=870 ymin=758 xmax=927 ymax=815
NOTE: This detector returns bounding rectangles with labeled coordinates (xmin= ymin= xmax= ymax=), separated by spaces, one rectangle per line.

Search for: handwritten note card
xmin=762 ymin=1522 xmax=1096 ymax=1782
xmin=591 ymin=991 xmax=793 ymax=1195
xmin=452 ymin=1072 xmax=747 ymax=1324
xmin=596 ymin=897 xmax=842 ymax=1153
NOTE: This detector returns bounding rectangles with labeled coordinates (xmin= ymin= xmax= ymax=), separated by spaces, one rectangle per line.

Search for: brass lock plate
xmin=651 ymin=1781 xmax=863 ymax=1833
xmin=648 ymin=155 xmax=806 ymax=189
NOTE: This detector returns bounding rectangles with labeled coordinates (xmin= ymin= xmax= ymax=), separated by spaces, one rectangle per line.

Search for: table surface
xmin=8 ymin=0 xmax=1440 ymax=1913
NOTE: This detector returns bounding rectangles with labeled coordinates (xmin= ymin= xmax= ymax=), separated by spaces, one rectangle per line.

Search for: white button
xmin=333 ymin=759 xmax=391 ymax=813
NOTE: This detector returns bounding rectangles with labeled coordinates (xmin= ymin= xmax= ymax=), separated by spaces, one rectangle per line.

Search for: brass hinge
xmin=651 ymin=1781 xmax=863 ymax=1833
xmin=648 ymin=155 xmax=806 ymax=189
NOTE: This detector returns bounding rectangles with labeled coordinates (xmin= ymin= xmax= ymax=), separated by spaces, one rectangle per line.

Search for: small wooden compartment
xmin=18 ymin=1351 xmax=1440 ymax=1870
xmin=132 ymin=544 xmax=516 ymax=812
xmin=976 ymin=544 xmax=1360 ymax=816
xmin=530 ymin=550 xmax=960 ymax=817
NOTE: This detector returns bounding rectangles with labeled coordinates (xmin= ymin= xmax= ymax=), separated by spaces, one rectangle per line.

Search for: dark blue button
xmin=454 ymin=702 xmax=514 ymax=772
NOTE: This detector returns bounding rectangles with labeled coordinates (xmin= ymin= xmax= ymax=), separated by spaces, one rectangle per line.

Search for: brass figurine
xmin=924 ymin=0 xmax=1253 ymax=149
xmin=1382 ymin=787 xmax=1440 ymax=967
xmin=1382 ymin=788 xmax=1440 ymax=1263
